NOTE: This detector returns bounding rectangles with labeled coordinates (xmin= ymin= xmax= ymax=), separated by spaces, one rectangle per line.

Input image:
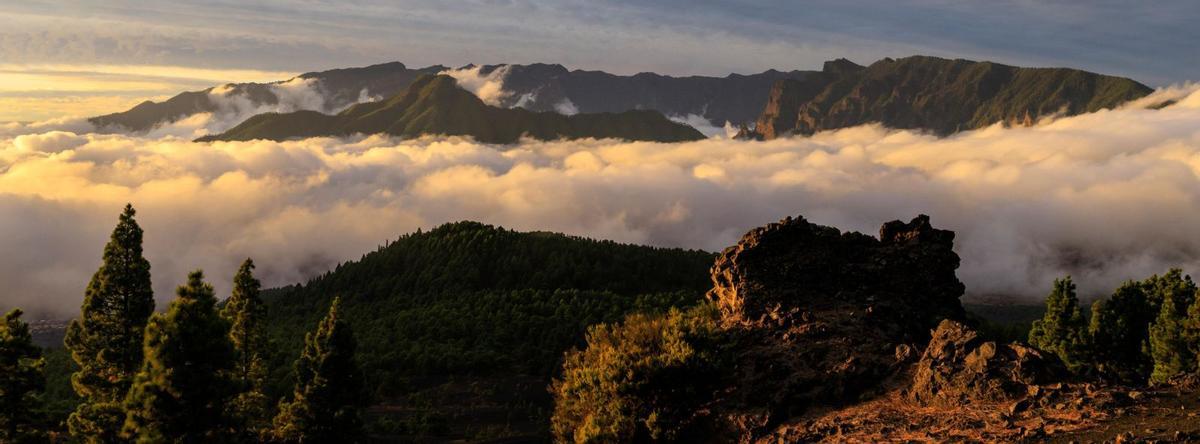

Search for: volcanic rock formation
xmin=704 ymin=214 xmax=967 ymax=438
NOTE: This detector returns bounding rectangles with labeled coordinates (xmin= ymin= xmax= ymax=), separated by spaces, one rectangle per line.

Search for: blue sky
xmin=1 ymin=0 xmax=1196 ymax=120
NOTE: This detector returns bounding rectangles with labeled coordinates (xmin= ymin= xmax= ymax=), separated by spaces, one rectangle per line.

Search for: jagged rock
xmin=909 ymin=319 xmax=1065 ymax=407
xmin=708 ymin=214 xmax=964 ymax=334
xmin=705 ymin=214 xmax=966 ymax=437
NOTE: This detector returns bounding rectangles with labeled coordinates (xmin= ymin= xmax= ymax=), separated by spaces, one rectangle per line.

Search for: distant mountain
xmin=475 ymin=63 xmax=812 ymax=125
xmin=89 ymin=62 xmax=448 ymax=132
xmin=88 ymin=62 xmax=809 ymax=133
xmin=739 ymin=56 xmax=1153 ymax=139
xmin=197 ymin=74 xmax=707 ymax=143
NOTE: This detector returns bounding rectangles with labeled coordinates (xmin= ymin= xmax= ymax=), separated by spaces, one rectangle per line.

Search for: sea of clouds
xmin=3 ymin=78 xmax=1200 ymax=316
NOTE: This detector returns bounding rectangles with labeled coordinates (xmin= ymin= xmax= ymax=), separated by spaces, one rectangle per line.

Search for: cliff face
xmin=740 ymin=55 xmax=1153 ymax=139
xmin=198 ymin=75 xmax=706 ymax=143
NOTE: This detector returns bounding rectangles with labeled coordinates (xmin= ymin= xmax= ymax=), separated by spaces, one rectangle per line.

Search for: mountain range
xmin=738 ymin=56 xmax=1153 ymax=139
xmin=196 ymin=75 xmax=706 ymax=143
xmin=91 ymin=56 xmax=1154 ymax=143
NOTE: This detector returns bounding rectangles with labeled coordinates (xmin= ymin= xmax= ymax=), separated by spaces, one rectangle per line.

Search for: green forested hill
xmin=260 ymin=221 xmax=715 ymax=439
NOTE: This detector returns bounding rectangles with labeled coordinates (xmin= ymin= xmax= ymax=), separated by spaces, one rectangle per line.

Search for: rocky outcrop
xmin=909 ymin=319 xmax=1065 ymax=407
xmin=705 ymin=215 xmax=967 ymax=438
xmin=739 ymin=55 xmax=1152 ymax=139
xmin=708 ymin=214 xmax=964 ymax=332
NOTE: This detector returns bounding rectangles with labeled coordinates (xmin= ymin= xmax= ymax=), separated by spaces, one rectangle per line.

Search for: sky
xmin=2 ymin=1 xmax=1199 ymax=122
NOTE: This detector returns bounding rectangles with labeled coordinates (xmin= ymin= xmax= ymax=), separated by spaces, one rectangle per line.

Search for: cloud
xmin=3 ymin=85 xmax=1200 ymax=317
xmin=440 ymin=65 xmax=513 ymax=106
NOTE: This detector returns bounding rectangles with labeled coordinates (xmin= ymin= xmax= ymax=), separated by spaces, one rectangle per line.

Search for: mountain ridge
xmin=739 ymin=55 xmax=1153 ymax=139
xmin=196 ymin=74 xmax=707 ymax=143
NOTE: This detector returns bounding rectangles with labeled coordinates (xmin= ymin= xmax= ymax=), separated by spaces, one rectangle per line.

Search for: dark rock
xmin=908 ymin=319 xmax=1066 ymax=407
xmin=704 ymin=214 xmax=966 ymax=437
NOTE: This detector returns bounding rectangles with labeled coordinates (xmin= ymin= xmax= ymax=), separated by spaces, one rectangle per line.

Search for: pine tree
xmin=1028 ymin=277 xmax=1090 ymax=373
xmin=122 ymin=270 xmax=238 ymax=443
xmin=272 ymin=298 xmax=365 ymax=443
xmin=1089 ymin=280 xmax=1160 ymax=383
xmin=64 ymin=204 xmax=155 ymax=443
xmin=0 ymin=309 xmax=45 ymax=443
xmin=220 ymin=258 xmax=270 ymax=436
xmin=1184 ymin=288 xmax=1200 ymax=374
xmin=1149 ymin=286 xmax=1196 ymax=384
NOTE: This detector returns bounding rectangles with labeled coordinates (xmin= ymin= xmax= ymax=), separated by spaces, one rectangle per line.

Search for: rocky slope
xmin=89 ymin=62 xmax=448 ymax=132
xmin=739 ymin=55 xmax=1153 ymax=139
xmin=197 ymin=75 xmax=706 ymax=143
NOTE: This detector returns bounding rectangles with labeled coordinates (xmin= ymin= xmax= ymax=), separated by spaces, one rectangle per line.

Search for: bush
xmin=551 ymin=303 xmax=729 ymax=443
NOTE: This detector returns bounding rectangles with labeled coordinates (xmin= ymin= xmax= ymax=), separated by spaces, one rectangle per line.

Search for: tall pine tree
xmin=1028 ymin=277 xmax=1090 ymax=374
xmin=272 ymin=298 xmax=365 ymax=443
xmin=64 ymin=204 xmax=155 ymax=443
xmin=0 ymin=309 xmax=45 ymax=443
xmin=220 ymin=258 xmax=270 ymax=436
xmin=122 ymin=270 xmax=237 ymax=443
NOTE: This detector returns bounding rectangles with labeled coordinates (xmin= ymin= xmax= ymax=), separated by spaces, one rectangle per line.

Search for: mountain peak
xmin=822 ymin=58 xmax=865 ymax=74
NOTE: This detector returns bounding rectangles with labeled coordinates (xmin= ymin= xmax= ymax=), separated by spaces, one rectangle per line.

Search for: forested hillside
xmin=260 ymin=221 xmax=716 ymax=439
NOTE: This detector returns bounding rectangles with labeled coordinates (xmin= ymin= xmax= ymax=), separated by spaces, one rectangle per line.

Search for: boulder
xmin=909 ymin=319 xmax=1065 ymax=407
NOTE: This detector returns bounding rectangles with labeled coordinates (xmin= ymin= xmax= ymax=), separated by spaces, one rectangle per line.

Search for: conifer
xmin=64 ymin=204 xmax=155 ymax=442
xmin=1028 ymin=277 xmax=1090 ymax=373
xmin=122 ymin=270 xmax=237 ymax=443
xmin=1149 ymin=284 xmax=1196 ymax=384
xmin=272 ymin=298 xmax=365 ymax=443
xmin=0 ymin=309 xmax=45 ymax=443
xmin=220 ymin=258 xmax=270 ymax=435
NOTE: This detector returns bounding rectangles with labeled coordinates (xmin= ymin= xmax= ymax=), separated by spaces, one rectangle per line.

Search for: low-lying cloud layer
xmin=3 ymin=85 xmax=1200 ymax=317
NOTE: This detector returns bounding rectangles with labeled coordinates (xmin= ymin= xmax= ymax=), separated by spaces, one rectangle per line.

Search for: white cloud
xmin=3 ymin=85 xmax=1200 ymax=317
xmin=439 ymin=65 xmax=512 ymax=106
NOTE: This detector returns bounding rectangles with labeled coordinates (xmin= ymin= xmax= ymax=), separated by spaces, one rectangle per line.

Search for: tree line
xmin=0 ymin=205 xmax=365 ymax=443
xmin=1029 ymin=270 xmax=1200 ymax=385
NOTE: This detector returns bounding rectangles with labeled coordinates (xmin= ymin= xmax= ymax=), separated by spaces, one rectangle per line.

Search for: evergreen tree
xmin=1028 ymin=277 xmax=1090 ymax=373
xmin=123 ymin=270 xmax=238 ymax=443
xmin=64 ymin=204 xmax=155 ymax=442
xmin=0 ymin=309 xmax=45 ymax=443
xmin=1089 ymin=281 xmax=1155 ymax=383
xmin=1184 ymin=288 xmax=1200 ymax=374
xmin=220 ymin=259 xmax=270 ymax=436
xmin=1149 ymin=285 xmax=1196 ymax=384
xmin=272 ymin=298 xmax=365 ymax=443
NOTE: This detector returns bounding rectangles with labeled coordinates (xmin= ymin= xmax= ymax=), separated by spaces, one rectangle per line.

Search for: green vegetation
xmin=550 ymin=304 xmax=728 ymax=443
xmin=272 ymin=298 xmax=366 ymax=443
xmin=0 ymin=309 xmax=45 ymax=443
xmin=221 ymin=259 xmax=271 ymax=437
xmin=1089 ymin=281 xmax=1156 ymax=383
xmin=1028 ymin=269 xmax=1200 ymax=385
xmin=64 ymin=204 xmax=155 ymax=443
xmin=199 ymin=75 xmax=706 ymax=143
xmin=123 ymin=271 xmax=238 ymax=442
xmin=1027 ymin=277 xmax=1090 ymax=373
